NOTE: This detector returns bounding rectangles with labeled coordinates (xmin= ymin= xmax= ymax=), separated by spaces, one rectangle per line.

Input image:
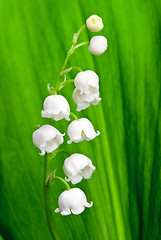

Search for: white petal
xmin=44 ymin=139 xmax=59 ymax=153
xmin=81 ymin=167 xmax=94 ymax=179
xmin=60 ymin=209 xmax=71 ymax=216
xmin=71 ymin=206 xmax=85 ymax=215
xmin=41 ymin=110 xmax=52 ymax=118
xmin=71 ymin=175 xmax=83 ymax=184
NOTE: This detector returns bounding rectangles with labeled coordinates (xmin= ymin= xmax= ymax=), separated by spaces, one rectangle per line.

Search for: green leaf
xmin=0 ymin=0 xmax=160 ymax=239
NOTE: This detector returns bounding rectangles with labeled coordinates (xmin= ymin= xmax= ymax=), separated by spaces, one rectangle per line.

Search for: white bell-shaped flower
xmin=73 ymin=88 xmax=101 ymax=111
xmin=55 ymin=188 xmax=93 ymax=215
xmin=64 ymin=153 xmax=96 ymax=184
xmin=41 ymin=95 xmax=70 ymax=121
xmin=33 ymin=125 xmax=65 ymax=155
xmin=89 ymin=36 xmax=108 ymax=56
xmin=86 ymin=15 xmax=104 ymax=32
xmin=74 ymin=70 xmax=99 ymax=94
xmin=67 ymin=118 xmax=100 ymax=144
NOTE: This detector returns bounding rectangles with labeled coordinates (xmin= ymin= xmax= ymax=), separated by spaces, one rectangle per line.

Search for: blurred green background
xmin=0 ymin=0 xmax=161 ymax=239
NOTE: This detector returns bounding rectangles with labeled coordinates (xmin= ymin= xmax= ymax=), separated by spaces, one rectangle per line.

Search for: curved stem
xmin=54 ymin=176 xmax=71 ymax=190
xmin=70 ymin=112 xmax=79 ymax=120
xmin=74 ymin=41 xmax=89 ymax=51
xmin=73 ymin=24 xmax=87 ymax=42
xmin=58 ymin=79 xmax=74 ymax=91
xmin=59 ymin=66 xmax=83 ymax=77
xmin=43 ymin=154 xmax=55 ymax=239
xmin=50 ymin=148 xmax=71 ymax=158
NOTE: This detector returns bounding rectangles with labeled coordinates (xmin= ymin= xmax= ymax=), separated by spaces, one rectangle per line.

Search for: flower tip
xmin=85 ymin=201 xmax=93 ymax=208
xmin=91 ymin=165 xmax=96 ymax=171
xmin=67 ymin=140 xmax=72 ymax=144
xmin=65 ymin=177 xmax=70 ymax=182
xmin=96 ymin=130 xmax=100 ymax=136
xmin=76 ymin=107 xmax=81 ymax=112
xmin=55 ymin=208 xmax=60 ymax=213
xmin=39 ymin=150 xmax=45 ymax=156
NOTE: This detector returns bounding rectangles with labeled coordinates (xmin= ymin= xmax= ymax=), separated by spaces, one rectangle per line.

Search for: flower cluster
xmin=32 ymin=15 xmax=107 ymax=218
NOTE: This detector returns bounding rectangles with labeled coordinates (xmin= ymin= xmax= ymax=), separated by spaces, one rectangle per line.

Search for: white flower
xmin=67 ymin=118 xmax=100 ymax=144
xmin=89 ymin=36 xmax=108 ymax=56
xmin=41 ymin=95 xmax=70 ymax=121
xmin=73 ymin=88 xmax=101 ymax=111
xmin=64 ymin=153 xmax=96 ymax=184
xmin=55 ymin=188 xmax=93 ymax=215
xmin=74 ymin=70 xmax=99 ymax=94
xmin=32 ymin=125 xmax=65 ymax=155
xmin=86 ymin=15 xmax=104 ymax=32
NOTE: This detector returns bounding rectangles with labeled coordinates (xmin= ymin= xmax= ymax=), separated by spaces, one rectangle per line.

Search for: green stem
xmin=59 ymin=66 xmax=83 ymax=77
xmin=43 ymin=154 xmax=55 ymax=239
xmin=54 ymin=176 xmax=71 ymax=191
xmin=50 ymin=148 xmax=71 ymax=158
xmin=43 ymin=149 xmax=71 ymax=238
xmin=74 ymin=41 xmax=89 ymax=51
xmin=55 ymin=24 xmax=87 ymax=90
xmin=74 ymin=24 xmax=87 ymax=42
xmin=58 ymin=79 xmax=74 ymax=90
xmin=70 ymin=112 xmax=79 ymax=120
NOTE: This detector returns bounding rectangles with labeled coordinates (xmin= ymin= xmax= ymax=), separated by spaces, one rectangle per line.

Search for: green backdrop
xmin=0 ymin=0 xmax=161 ymax=239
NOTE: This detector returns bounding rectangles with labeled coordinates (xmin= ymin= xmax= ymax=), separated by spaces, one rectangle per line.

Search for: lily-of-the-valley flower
xmin=86 ymin=14 xmax=104 ymax=32
xmin=67 ymin=118 xmax=100 ymax=144
xmin=89 ymin=36 xmax=108 ymax=56
xmin=41 ymin=95 xmax=70 ymax=121
xmin=74 ymin=70 xmax=99 ymax=94
xmin=55 ymin=188 xmax=93 ymax=215
xmin=33 ymin=125 xmax=65 ymax=155
xmin=64 ymin=153 xmax=96 ymax=184
xmin=73 ymin=88 xmax=101 ymax=111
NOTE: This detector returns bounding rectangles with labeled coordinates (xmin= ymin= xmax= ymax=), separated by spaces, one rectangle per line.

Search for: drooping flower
xmin=67 ymin=118 xmax=100 ymax=144
xmin=41 ymin=95 xmax=70 ymax=121
xmin=89 ymin=36 xmax=108 ymax=56
xmin=73 ymin=88 xmax=101 ymax=111
xmin=63 ymin=153 xmax=96 ymax=184
xmin=86 ymin=14 xmax=104 ymax=32
xmin=74 ymin=70 xmax=99 ymax=94
xmin=33 ymin=125 xmax=65 ymax=155
xmin=55 ymin=188 xmax=93 ymax=215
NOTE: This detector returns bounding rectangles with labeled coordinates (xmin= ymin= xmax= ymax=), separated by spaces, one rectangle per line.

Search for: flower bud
xmin=86 ymin=15 xmax=104 ymax=32
xmin=89 ymin=36 xmax=107 ymax=56
xmin=73 ymin=88 xmax=101 ymax=111
xmin=41 ymin=95 xmax=70 ymax=121
xmin=55 ymin=188 xmax=93 ymax=215
xmin=67 ymin=118 xmax=100 ymax=144
xmin=64 ymin=153 xmax=96 ymax=184
xmin=32 ymin=125 xmax=65 ymax=155
xmin=74 ymin=70 xmax=99 ymax=94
